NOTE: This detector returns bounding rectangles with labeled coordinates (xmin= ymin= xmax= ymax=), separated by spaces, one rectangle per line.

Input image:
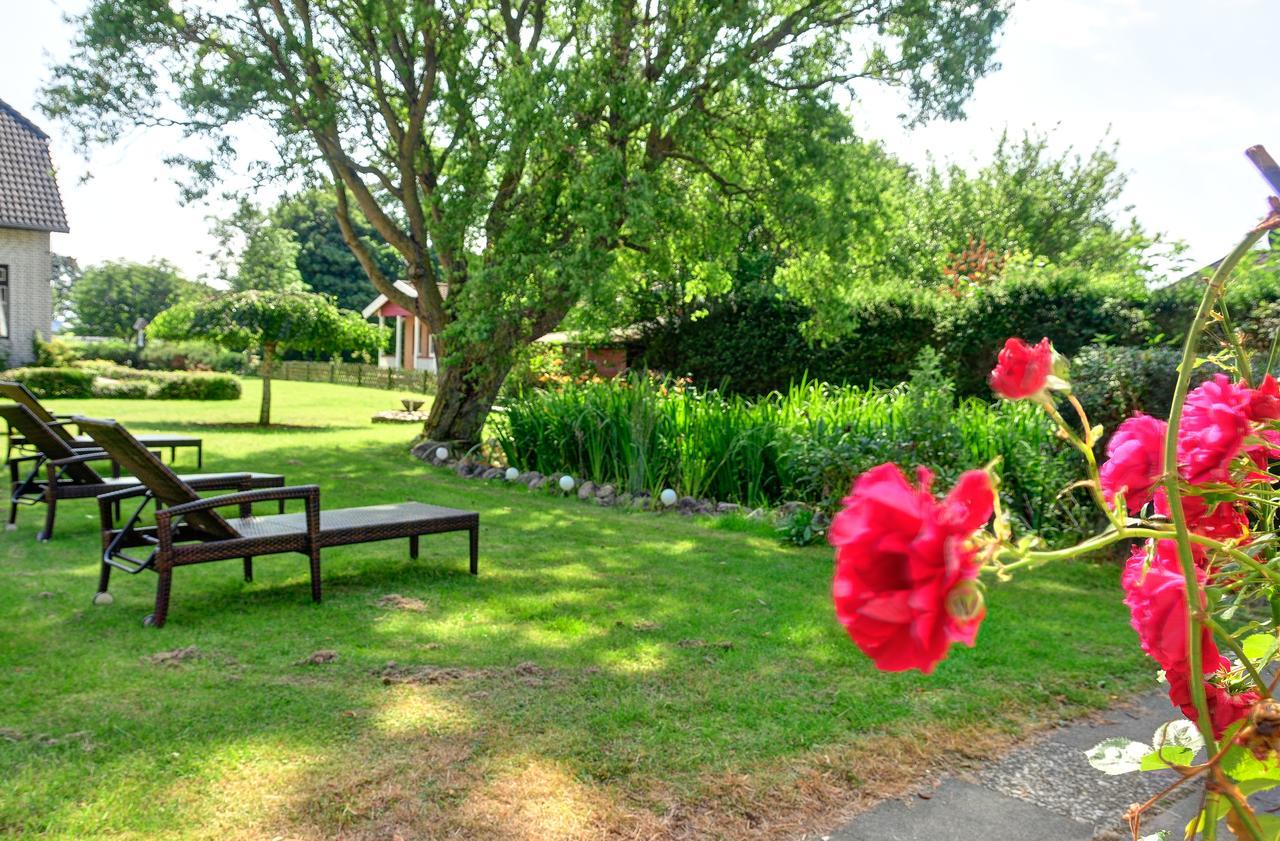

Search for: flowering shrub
xmin=830 ymin=203 xmax=1280 ymax=838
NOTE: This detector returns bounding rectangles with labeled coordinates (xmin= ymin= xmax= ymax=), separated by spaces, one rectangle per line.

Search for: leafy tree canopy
xmin=45 ymin=0 xmax=1010 ymax=442
xmin=68 ymin=259 xmax=203 ymax=339
xmin=271 ymin=190 xmax=404 ymax=312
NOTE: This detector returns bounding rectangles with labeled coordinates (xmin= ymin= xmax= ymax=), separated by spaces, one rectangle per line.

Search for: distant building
xmin=362 ymin=282 xmax=631 ymax=378
xmin=0 ymin=98 xmax=68 ymax=365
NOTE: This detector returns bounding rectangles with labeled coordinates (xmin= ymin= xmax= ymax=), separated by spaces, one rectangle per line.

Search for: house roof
xmin=0 ymin=98 xmax=69 ymax=233
xmin=361 ymin=281 xmax=452 ymax=318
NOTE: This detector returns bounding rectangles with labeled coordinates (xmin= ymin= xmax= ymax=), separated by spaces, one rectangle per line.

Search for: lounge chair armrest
xmin=157 ymin=485 xmax=320 ymax=520
xmin=97 ymin=485 xmax=153 ymax=529
xmin=48 ymin=451 xmax=112 ymax=467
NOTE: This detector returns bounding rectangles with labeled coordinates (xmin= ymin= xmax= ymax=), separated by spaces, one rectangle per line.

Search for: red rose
xmin=1178 ymin=375 xmax=1253 ymax=485
xmin=1166 ymin=659 xmax=1259 ymax=739
xmin=1152 ymin=490 xmax=1248 ymax=542
xmin=1121 ymin=540 xmax=1215 ymax=672
xmin=1248 ymin=373 xmax=1280 ymax=421
xmin=829 ymin=463 xmax=994 ymax=674
xmin=1100 ymin=414 xmax=1167 ymax=512
xmin=989 ymin=337 xmax=1056 ymax=401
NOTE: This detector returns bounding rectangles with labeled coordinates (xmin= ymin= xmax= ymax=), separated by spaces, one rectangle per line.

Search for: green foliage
xmin=1 ymin=367 xmax=94 ymax=399
xmin=138 ymin=340 xmax=247 ymax=373
xmin=208 ymin=200 xmax=306 ymax=293
xmin=50 ymin=254 xmax=80 ymax=324
xmin=44 ymin=0 xmax=1010 ymax=442
xmin=495 ymin=364 xmax=1091 ymax=540
xmin=63 ymin=337 xmax=135 ymax=366
xmin=32 ymin=334 xmax=81 ymax=368
xmin=149 ymin=290 xmax=384 ymax=359
xmin=641 ymin=263 xmax=1153 ymax=398
xmin=270 ymin=190 xmax=403 ymax=312
xmin=67 ymin=260 xmax=203 ymax=339
xmin=76 ymin=361 xmax=241 ymax=400
xmin=1070 ymin=345 xmax=1212 ymax=438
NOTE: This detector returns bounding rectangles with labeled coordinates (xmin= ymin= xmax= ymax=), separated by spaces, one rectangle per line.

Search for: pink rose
xmin=989 ymin=338 xmax=1056 ymax=401
xmin=1248 ymin=373 xmax=1280 ymax=421
xmin=1121 ymin=540 xmax=1215 ymax=672
xmin=830 ymin=463 xmax=994 ymax=674
xmin=1100 ymin=414 xmax=1167 ymax=512
xmin=1167 ymin=660 xmax=1259 ymax=739
xmin=1178 ymin=375 xmax=1253 ymax=484
xmin=1152 ymin=490 xmax=1248 ymax=542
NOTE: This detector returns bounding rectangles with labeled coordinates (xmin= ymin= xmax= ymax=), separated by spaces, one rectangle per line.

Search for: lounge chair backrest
xmin=0 ymin=381 xmax=74 ymax=443
xmin=0 ymin=404 xmax=104 ymax=485
xmin=73 ymin=416 xmax=239 ymax=539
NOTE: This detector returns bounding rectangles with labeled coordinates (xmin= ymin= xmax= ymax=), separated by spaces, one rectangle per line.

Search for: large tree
xmin=45 ymin=0 xmax=1008 ymax=443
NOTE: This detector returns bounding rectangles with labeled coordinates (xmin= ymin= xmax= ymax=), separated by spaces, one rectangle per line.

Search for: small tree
xmin=149 ymin=290 xmax=384 ymax=425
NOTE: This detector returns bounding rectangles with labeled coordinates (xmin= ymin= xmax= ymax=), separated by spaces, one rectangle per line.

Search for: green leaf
xmin=1085 ymin=738 xmax=1148 ymax=775
xmin=1152 ymin=719 xmax=1205 ymax=754
xmin=1221 ymin=743 xmax=1280 ymax=782
xmin=1242 ymin=632 xmax=1278 ymax=663
xmin=1139 ymin=746 xmax=1194 ymax=771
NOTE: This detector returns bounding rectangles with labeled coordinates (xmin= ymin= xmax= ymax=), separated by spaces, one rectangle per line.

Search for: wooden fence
xmin=268 ymin=360 xmax=437 ymax=394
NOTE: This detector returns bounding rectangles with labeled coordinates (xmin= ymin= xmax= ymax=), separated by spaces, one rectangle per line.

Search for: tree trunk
xmin=423 ymin=351 xmax=511 ymax=445
xmin=259 ymin=342 xmax=275 ymax=426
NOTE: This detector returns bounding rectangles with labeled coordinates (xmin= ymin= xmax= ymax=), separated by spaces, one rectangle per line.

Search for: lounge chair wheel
xmin=92 ymin=591 xmax=114 ymax=606
xmin=142 ymin=613 xmax=158 ymax=627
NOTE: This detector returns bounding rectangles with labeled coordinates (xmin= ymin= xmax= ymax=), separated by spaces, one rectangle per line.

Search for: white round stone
xmin=559 ymin=475 xmax=575 ymax=492
xmin=659 ymin=488 xmax=678 ymax=507
xmin=435 ymin=446 xmax=449 ymax=461
xmin=505 ymin=467 xmax=519 ymax=481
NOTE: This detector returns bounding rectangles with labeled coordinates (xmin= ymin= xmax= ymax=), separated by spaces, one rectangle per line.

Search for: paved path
xmin=827 ymin=691 xmax=1203 ymax=841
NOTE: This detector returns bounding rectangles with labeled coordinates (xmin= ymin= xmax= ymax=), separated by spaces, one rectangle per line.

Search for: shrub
xmin=2 ymin=367 xmax=95 ymax=398
xmin=91 ymin=378 xmax=155 ymax=399
xmin=1069 ymin=344 xmax=1213 ymax=437
xmin=71 ymin=361 xmax=241 ymax=400
xmin=138 ymin=339 xmax=247 ymax=373
xmin=32 ymin=334 xmax=82 ymax=368
xmin=63 ymin=337 xmax=136 ymax=366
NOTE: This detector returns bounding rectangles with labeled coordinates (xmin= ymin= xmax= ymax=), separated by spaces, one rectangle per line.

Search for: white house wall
xmin=0 ymin=227 xmax=52 ymax=366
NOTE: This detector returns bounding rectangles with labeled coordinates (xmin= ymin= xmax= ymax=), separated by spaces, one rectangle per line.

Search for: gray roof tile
xmin=0 ymin=98 xmax=69 ymax=233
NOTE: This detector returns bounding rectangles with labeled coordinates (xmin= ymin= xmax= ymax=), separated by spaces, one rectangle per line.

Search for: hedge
xmin=2 ymin=367 xmax=95 ymax=399
xmin=71 ymin=362 xmax=241 ymax=400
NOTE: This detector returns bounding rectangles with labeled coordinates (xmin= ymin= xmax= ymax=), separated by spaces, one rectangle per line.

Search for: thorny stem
xmin=1163 ymin=227 xmax=1267 ymax=755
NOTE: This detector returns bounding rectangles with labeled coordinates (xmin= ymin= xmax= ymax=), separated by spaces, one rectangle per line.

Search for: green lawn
xmin=0 ymin=379 xmax=1151 ymax=839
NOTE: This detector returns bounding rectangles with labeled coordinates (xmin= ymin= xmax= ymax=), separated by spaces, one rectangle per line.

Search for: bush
xmin=71 ymin=361 xmax=241 ymax=400
xmin=138 ymin=339 xmax=247 ymax=373
xmin=32 ymin=334 xmax=82 ymax=368
xmin=91 ymin=378 xmax=155 ymax=399
xmin=2 ymin=367 xmax=95 ymax=398
xmin=637 ymin=264 xmax=1152 ymax=397
xmin=62 ymin=337 xmax=136 ymax=366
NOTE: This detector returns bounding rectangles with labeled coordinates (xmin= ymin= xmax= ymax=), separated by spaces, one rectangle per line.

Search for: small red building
xmin=362 ymin=284 xmax=630 ymax=378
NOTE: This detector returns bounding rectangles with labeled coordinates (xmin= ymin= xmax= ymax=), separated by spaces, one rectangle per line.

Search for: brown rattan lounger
xmin=75 ymin=416 xmax=480 ymax=628
xmin=0 ymin=380 xmax=203 ymax=467
xmin=0 ymin=404 xmax=284 ymax=541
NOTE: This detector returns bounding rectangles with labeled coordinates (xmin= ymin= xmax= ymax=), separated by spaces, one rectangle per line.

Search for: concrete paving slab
xmin=827 ymin=778 xmax=1094 ymax=841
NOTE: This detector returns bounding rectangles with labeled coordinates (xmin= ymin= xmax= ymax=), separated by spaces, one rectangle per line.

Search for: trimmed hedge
xmin=2 ymin=367 xmax=95 ymax=399
xmin=66 ymin=361 xmax=242 ymax=401
xmin=63 ymin=337 xmax=249 ymax=373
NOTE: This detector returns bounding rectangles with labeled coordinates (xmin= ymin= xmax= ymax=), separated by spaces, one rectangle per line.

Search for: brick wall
xmin=0 ymin=228 xmax=53 ymax=366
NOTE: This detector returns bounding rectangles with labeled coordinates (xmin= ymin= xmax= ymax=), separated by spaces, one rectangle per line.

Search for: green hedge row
xmin=638 ymin=264 xmax=1155 ymax=397
xmin=3 ymin=365 xmax=241 ymax=401
xmin=46 ymin=336 xmax=249 ymax=373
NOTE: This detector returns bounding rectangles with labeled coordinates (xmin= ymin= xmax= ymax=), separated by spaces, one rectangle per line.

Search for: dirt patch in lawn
xmin=142 ymin=646 xmax=203 ymax=667
xmin=375 ymin=594 xmax=429 ymax=612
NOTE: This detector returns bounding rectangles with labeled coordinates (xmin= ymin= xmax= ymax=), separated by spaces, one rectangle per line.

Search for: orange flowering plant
xmin=829 ymin=181 xmax=1280 ymax=838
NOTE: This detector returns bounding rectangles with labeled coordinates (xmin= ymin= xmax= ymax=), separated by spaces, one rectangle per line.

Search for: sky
xmin=1 ymin=0 xmax=1278 ymax=283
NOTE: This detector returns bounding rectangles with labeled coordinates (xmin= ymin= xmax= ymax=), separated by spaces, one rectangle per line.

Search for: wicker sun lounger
xmin=0 ymin=404 xmax=284 ymax=541
xmin=0 ymin=380 xmax=203 ymax=467
xmin=75 ymin=416 xmax=481 ymax=628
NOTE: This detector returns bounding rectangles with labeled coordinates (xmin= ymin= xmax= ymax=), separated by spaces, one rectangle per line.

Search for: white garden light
xmin=659 ymin=488 xmax=677 ymax=507
xmin=505 ymin=467 xmax=519 ymax=481
xmin=435 ymin=446 xmax=449 ymax=461
xmin=559 ymin=475 xmax=575 ymax=492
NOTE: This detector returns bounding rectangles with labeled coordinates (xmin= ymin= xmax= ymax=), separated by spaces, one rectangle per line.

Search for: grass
xmin=0 ymin=378 xmax=1152 ymax=839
